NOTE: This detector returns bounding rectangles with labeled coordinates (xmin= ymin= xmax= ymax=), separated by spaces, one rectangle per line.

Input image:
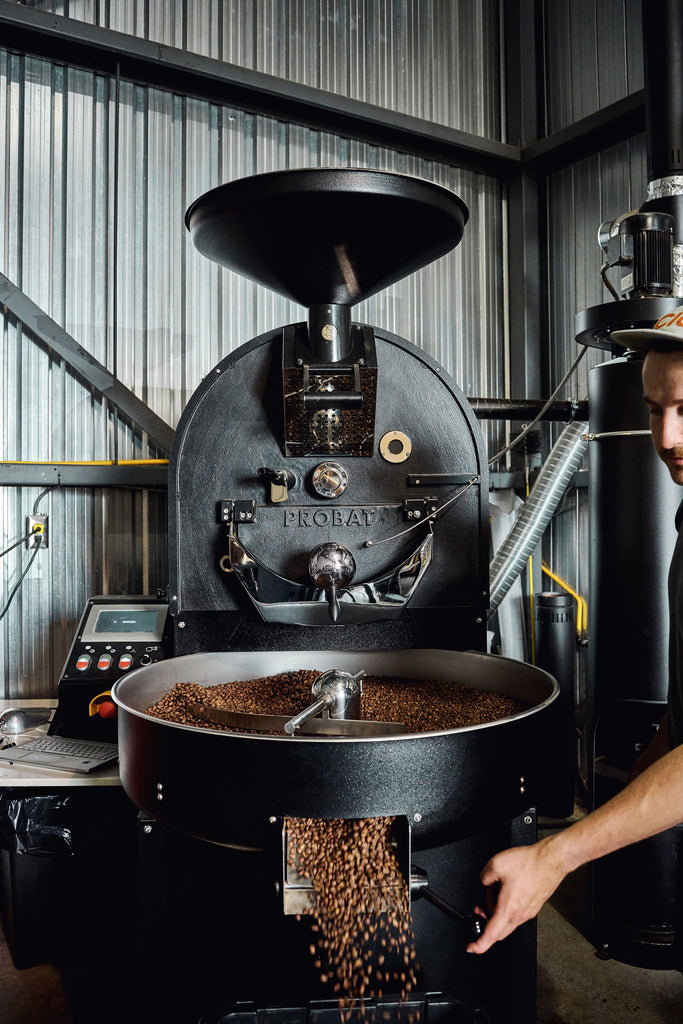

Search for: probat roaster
xmin=112 ymin=169 xmax=561 ymax=1024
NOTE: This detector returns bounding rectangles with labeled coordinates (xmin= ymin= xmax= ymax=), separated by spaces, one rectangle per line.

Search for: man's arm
xmin=467 ymin=740 xmax=683 ymax=954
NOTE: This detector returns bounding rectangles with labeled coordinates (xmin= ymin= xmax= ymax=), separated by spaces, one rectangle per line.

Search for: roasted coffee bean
xmin=146 ymin=670 xmax=525 ymax=734
xmin=285 ymin=815 xmax=418 ymax=1013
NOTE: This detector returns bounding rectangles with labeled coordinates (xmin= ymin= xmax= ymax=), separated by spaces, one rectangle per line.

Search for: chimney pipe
xmin=640 ymin=0 xmax=683 ymax=292
xmin=643 ymin=0 xmax=683 ymax=183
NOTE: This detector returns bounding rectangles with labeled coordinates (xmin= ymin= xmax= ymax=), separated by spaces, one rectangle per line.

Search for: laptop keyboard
xmin=18 ymin=736 xmax=117 ymax=759
xmin=0 ymin=734 xmax=119 ymax=771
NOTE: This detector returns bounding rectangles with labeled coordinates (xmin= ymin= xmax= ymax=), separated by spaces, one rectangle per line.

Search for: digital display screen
xmin=80 ymin=602 xmax=168 ymax=644
xmin=94 ymin=610 xmax=160 ymax=635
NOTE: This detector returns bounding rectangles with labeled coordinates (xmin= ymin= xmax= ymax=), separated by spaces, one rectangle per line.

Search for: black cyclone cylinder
xmin=586 ymin=356 xmax=683 ymax=968
xmin=587 ymin=357 xmax=680 ymax=713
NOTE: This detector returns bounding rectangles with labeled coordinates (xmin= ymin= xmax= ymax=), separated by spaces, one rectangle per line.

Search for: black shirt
xmin=668 ymin=498 xmax=683 ymax=748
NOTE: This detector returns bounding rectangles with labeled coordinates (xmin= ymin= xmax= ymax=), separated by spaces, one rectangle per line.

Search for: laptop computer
xmin=0 ymin=734 xmax=119 ymax=774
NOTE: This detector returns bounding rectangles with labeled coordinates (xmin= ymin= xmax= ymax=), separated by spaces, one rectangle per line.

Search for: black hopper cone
xmin=185 ymin=168 xmax=469 ymax=310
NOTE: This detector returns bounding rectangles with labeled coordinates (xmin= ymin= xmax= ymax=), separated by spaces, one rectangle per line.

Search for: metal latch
xmin=257 ymin=468 xmax=296 ymax=503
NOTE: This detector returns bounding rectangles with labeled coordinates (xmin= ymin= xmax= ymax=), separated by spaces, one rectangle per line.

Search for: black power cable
xmin=0 ymin=485 xmax=56 ymax=617
xmin=0 ymin=531 xmax=36 ymax=559
xmin=33 ymin=485 xmax=56 ymax=514
xmin=0 ymin=535 xmax=42 ymax=623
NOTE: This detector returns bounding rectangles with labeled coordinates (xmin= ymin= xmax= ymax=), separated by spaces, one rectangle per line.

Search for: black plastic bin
xmin=0 ymin=788 xmax=138 ymax=971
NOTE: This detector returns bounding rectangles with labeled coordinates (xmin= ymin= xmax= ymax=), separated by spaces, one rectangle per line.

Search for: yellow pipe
xmin=541 ymin=562 xmax=587 ymax=637
xmin=2 ymin=459 xmax=168 ymax=466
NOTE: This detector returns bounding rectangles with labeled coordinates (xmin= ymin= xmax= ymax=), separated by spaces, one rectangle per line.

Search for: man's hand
xmin=467 ymin=741 xmax=683 ymax=954
xmin=466 ymin=835 xmax=568 ymax=954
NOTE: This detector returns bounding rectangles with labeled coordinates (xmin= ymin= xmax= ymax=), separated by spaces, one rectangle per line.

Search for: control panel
xmin=51 ymin=595 xmax=170 ymax=741
xmin=62 ymin=598 xmax=169 ymax=680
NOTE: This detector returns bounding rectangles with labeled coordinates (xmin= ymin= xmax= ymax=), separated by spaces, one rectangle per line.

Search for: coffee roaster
xmin=113 ymin=169 xmax=560 ymax=1024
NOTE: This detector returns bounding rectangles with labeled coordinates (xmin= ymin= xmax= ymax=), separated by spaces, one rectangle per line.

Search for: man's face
xmin=642 ymin=348 xmax=683 ymax=484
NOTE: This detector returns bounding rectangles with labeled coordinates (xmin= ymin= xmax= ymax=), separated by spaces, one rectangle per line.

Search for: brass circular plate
xmin=379 ymin=430 xmax=412 ymax=463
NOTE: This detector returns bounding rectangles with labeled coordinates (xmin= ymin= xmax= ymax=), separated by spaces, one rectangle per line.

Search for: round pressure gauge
xmin=311 ymin=461 xmax=349 ymax=499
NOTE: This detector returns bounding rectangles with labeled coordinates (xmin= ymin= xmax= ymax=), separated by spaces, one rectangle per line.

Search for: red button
xmin=76 ymin=655 xmax=91 ymax=672
xmin=118 ymin=655 xmax=133 ymax=671
xmin=97 ymin=654 xmax=113 ymax=671
xmin=97 ymin=700 xmax=117 ymax=719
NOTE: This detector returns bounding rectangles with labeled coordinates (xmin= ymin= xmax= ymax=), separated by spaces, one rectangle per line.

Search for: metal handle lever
xmin=327 ymin=580 xmax=340 ymax=622
xmin=410 ymin=867 xmax=487 ymax=943
xmin=284 ymin=695 xmax=332 ymax=735
xmin=257 ymin=467 xmax=296 ymax=503
xmin=257 ymin=467 xmax=296 ymax=487
xmin=284 ymin=669 xmax=365 ymax=735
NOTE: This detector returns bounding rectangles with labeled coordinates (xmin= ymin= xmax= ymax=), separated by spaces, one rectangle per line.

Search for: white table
xmin=0 ymin=699 xmax=121 ymax=787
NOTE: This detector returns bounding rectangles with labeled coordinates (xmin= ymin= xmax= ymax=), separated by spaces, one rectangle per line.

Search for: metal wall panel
xmin=20 ymin=0 xmax=504 ymax=137
xmin=0 ymin=42 xmax=507 ymax=698
xmin=1 ymin=0 xmax=648 ymax=699
xmin=543 ymin=0 xmax=643 ymax=134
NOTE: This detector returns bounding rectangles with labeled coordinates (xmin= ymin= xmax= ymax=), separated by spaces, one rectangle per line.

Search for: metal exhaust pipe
xmin=488 ymin=421 xmax=587 ymax=618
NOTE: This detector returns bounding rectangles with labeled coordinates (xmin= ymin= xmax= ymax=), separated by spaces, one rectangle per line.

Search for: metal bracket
xmin=220 ymin=500 xmax=257 ymax=524
xmin=403 ymin=497 xmax=438 ymax=521
xmin=0 ymin=272 xmax=174 ymax=454
xmin=583 ymin=430 xmax=651 ymax=441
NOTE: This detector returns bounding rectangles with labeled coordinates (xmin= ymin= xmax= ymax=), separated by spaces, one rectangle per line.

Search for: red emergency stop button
xmin=76 ymin=654 xmax=91 ymax=672
xmin=97 ymin=700 xmax=117 ymax=719
xmin=97 ymin=653 xmax=113 ymax=671
xmin=89 ymin=691 xmax=116 ymax=719
xmin=118 ymin=654 xmax=133 ymax=671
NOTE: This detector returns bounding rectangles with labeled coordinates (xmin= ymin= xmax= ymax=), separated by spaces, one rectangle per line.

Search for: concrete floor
xmin=0 ymin=949 xmax=72 ymax=1023
xmin=537 ymin=876 xmax=683 ymax=1023
xmin=1 ymin=855 xmax=683 ymax=1023
xmin=535 ymin=805 xmax=683 ymax=1024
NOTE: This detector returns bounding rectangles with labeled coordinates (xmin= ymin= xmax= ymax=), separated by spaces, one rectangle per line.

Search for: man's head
xmin=642 ymin=346 xmax=683 ymax=484
xmin=613 ymin=307 xmax=683 ymax=485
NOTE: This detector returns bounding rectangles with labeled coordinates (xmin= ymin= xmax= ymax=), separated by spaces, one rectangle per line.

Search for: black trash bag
xmin=0 ymin=791 xmax=74 ymax=855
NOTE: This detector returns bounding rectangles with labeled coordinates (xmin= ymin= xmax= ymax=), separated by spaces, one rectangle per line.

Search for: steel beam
xmin=522 ymin=92 xmax=646 ymax=173
xmin=504 ymin=0 xmax=546 ymax=401
xmin=0 ymin=461 xmax=168 ymax=489
xmin=0 ymin=273 xmax=175 ymax=454
xmin=0 ymin=3 xmax=646 ymax=176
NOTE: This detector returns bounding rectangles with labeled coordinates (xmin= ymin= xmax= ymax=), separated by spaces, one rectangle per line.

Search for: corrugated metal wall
xmin=0 ymin=1 xmax=507 ymax=697
xmin=543 ymin=0 xmax=643 ymax=133
xmin=19 ymin=0 xmax=504 ymax=136
xmin=0 ymin=0 xmax=650 ymax=698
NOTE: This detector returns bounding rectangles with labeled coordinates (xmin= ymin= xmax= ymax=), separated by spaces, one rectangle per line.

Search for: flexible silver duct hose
xmin=647 ymin=176 xmax=683 ymax=296
xmin=488 ymin=420 xmax=588 ymax=618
